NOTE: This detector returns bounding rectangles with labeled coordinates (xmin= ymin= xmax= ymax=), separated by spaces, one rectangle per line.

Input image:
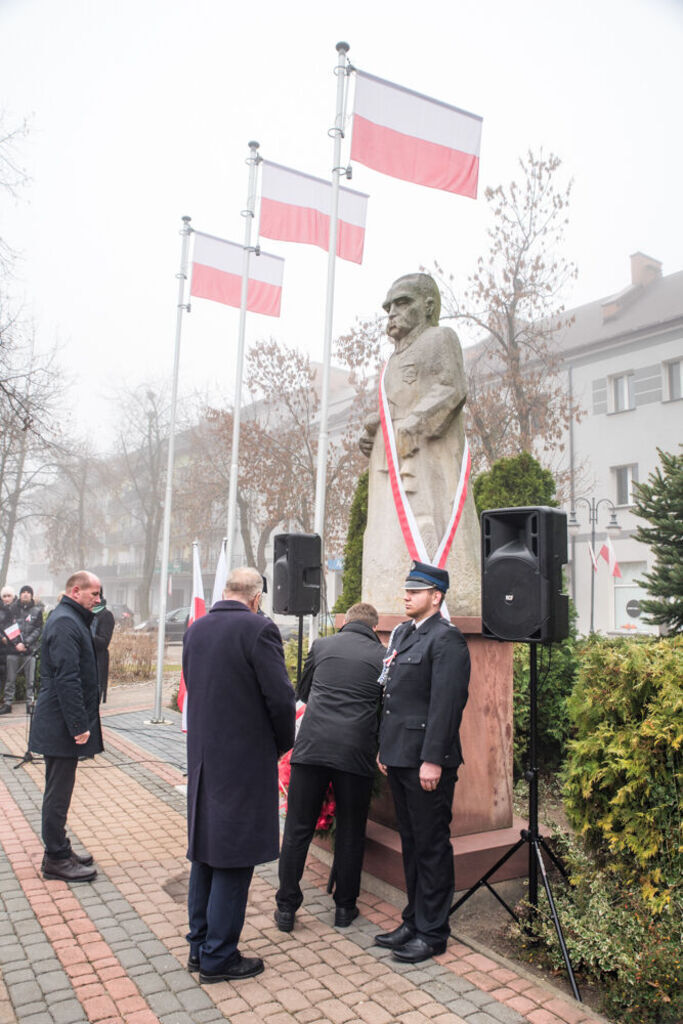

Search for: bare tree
xmin=107 ymin=386 xmax=174 ymax=619
xmin=0 ymin=335 xmax=65 ymax=583
xmin=434 ymin=149 xmax=581 ymax=471
xmin=180 ymin=333 xmax=382 ymax=573
xmin=41 ymin=444 xmax=103 ymax=576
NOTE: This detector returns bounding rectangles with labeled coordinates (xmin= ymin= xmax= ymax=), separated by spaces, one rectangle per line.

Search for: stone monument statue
xmin=360 ymin=273 xmax=481 ymax=616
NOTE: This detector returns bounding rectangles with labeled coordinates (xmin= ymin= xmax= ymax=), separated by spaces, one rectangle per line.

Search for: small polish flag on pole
xmin=260 ymin=161 xmax=369 ymax=264
xmin=588 ymin=541 xmax=599 ymax=573
xmin=3 ymin=622 xmax=21 ymax=643
xmin=190 ymin=231 xmax=284 ymax=317
xmin=599 ymin=534 xmax=622 ymax=578
xmin=211 ymin=539 xmax=228 ymax=609
xmin=351 ymin=70 xmax=482 ymax=198
xmin=178 ymin=541 xmax=206 ymax=732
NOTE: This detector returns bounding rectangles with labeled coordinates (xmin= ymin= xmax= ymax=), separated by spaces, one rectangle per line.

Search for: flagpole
xmin=151 ymin=215 xmax=192 ymax=724
xmin=311 ymin=41 xmax=350 ymax=640
xmin=225 ymin=141 xmax=260 ymax=572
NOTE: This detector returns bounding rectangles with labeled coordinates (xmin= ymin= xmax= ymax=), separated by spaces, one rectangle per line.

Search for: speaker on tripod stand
xmin=272 ymin=533 xmax=321 ymax=685
xmin=453 ymin=506 xmax=581 ymax=1002
xmin=481 ymin=506 xmax=568 ymax=643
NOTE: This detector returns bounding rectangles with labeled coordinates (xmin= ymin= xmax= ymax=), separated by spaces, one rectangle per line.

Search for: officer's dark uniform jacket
xmin=379 ymin=611 xmax=470 ymax=769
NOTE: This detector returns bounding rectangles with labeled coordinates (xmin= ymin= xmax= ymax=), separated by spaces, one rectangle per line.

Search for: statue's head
xmin=383 ymin=273 xmax=441 ymax=341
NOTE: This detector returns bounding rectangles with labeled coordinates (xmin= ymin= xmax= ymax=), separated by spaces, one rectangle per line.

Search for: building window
xmin=613 ymin=464 xmax=638 ymax=507
xmin=614 ymin=561 xmax=651 ymax=634
xmin=663 ymin=359 xmax=682 ymax=401
xmin=609 ymin=372 xmax=634 ymax=412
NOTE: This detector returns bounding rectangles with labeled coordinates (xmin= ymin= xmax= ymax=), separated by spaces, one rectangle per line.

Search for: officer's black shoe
xmin=391 ymin=936 xmax=447 ymax=963
xmin=374 ymin=922 xmax=415 ymax=948
xmin=187 ymin=954 xmax=200 ymax=972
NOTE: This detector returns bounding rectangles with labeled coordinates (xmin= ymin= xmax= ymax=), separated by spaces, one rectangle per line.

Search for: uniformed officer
xmin=374 ymin=561 xmax=471 ymax=963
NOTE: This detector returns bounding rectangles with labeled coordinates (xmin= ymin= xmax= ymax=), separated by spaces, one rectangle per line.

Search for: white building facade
xmin=563 ymin=253 xmax=682 ymax=635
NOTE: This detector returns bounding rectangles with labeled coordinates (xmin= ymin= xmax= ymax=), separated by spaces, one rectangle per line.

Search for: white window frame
xmin=608 ymin=372 xmax=634 ymax=413
xmin=613 ymin=464 xmax=638 ymax=507
xmin=663 ymin=359 xmax=682 ymax=402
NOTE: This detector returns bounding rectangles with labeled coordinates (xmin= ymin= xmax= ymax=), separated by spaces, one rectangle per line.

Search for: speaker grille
xmin=483 ymin=556 xmax=542 ymax=640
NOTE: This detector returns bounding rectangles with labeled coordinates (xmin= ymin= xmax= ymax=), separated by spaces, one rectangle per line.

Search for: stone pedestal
xmin=328 ymin=615 xmax=524 ymax=889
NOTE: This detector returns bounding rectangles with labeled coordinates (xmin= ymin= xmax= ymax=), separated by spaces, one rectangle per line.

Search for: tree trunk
xmin=0 ymin=430 xmax=28 ymax=585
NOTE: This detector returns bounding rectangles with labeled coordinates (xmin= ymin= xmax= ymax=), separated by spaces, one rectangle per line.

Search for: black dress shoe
xmin=0 ymin=704 xmax=12 ymax=715
xmin=42 ymin=850 xmax=94 ymax=871
xmin=200 ymin=955 xmax=264 ymax=982
xmin=273 ymin=908 xmax=295 ymax=932
xmin=374 ymin=922 xmax=415 ymax=948
xmin=42 ymin=855 xmax=97 ymax=883
xmin=334 ymin=906 xmax=359 ymax=927
xmin=391 ymin=936 xmax=447 ymax=963
xmin=187 ymin=955 xmax=200 ymax=972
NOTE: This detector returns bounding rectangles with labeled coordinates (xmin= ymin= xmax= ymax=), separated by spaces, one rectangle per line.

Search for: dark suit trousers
xmin=187 ymin=861 xmax=254 ymax=972
xmin=42 ymin=756 xmax=79 ymax=858
xmin=388 ymin=766 xmax=458 ymax=943
xmin=277 ymin=764 xmax=374 ymax=911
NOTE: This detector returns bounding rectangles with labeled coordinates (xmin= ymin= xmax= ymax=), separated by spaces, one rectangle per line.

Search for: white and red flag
xmin=178 ymin=543 xmax=207 ymax=731
xmin=588 ymin=541 xmax=599 ymax=573
xmin=3 ymin=622 xmax=21 ymax=643
xmin=260 ymin=161 xmax=369 ymax=265
xmin=211 ymin=541 xmax=227 ymax=609
xmin=351 ymin=70 xmax=482 ymax=198
xmin=599 ymin=534 xmax=622 ymax=578
xmin=190 ymin=231 xmax=284 ymax=317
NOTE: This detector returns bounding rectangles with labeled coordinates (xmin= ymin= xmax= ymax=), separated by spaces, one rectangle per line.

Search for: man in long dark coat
xmin=184 ymin=566 xmax=295 ymax=983
xmin=29 ymin=571 xmax=104 ymax=882
xmin=374 ymin=561 xmax=470 ymax=963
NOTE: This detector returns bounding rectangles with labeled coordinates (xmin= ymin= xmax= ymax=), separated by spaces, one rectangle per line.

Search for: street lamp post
xmin=568 ymin=498 xmax=620 ymax=633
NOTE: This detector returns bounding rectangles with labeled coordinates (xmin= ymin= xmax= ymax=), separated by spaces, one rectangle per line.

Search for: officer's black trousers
xmin=387 ymin=766 xmax=458 ymax=943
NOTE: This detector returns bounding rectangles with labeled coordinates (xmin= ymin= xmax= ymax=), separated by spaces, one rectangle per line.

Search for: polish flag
xmin=599 ymin=535 xmax=622 ymax=578
xmin=260 ymin=161 xmax=369 ymax=264
xmin=588 ymin=542 xmax=598 ymax=573
xmin=211 ymin=540 xmax=227 ymax=609
xmin=190 ymin=231 xmax=284 ymax=317
xmin=351 ymin=71 xmax=482 ymax=198
xmin=178 ymin=544 xmax=207 ymax=731
xmin=3 ymin=622 xmax=21 ymax=643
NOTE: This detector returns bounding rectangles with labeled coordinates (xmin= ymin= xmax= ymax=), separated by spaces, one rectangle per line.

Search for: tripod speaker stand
xmin=1 ymin=697 xmax=41 ymax=769
xmin=452 ymin=506 xmax=581 ymax=998
xmin=450 ymin=642 xmax=581 ymax=1001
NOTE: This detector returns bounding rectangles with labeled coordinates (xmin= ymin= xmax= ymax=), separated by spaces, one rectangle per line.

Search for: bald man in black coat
xmin=183 ymin=567 xmax=295 ymax=983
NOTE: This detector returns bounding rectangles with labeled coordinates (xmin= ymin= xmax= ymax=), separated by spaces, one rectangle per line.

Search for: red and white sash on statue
xmin=378 ymin=362 xmax=471 ymax=595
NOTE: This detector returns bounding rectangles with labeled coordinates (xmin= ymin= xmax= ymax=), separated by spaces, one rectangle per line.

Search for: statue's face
xmin=383 ymin=281 xmax=430 ymax=341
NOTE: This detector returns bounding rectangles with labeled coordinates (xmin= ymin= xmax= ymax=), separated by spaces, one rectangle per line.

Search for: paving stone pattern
xmin=0 ymin=704 xmax=606 ymax=1024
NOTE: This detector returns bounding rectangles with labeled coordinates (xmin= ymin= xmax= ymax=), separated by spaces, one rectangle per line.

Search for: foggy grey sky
xmin=1 ymin=0 xmax=681 ymax=447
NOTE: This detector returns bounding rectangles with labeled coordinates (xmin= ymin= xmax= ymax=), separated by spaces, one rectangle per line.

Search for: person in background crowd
xmin=275 ymin=602 xmax=385 ymax=931
xmin=91 ymin=591 xmax=115 ymax=702
xmin=1 ymin=585 xmax=43 ymax=714
xmin=0 ymin=585 xmax=18 ymax=697
xmin=29 ymin=571 xmax=104 ymax=882
xmin=183 ymin=567 xmax=295 ymax=983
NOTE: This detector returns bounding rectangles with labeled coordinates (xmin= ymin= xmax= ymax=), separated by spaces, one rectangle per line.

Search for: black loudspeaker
xmin=481 ymin=507 xmax=569 ymax=643
xmin=273 ymin=533 xmax=321 ymax=616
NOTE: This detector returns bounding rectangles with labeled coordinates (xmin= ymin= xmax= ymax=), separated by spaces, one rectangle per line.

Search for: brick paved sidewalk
xmin=0 ymin=699 xmax=608 ymax=1024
